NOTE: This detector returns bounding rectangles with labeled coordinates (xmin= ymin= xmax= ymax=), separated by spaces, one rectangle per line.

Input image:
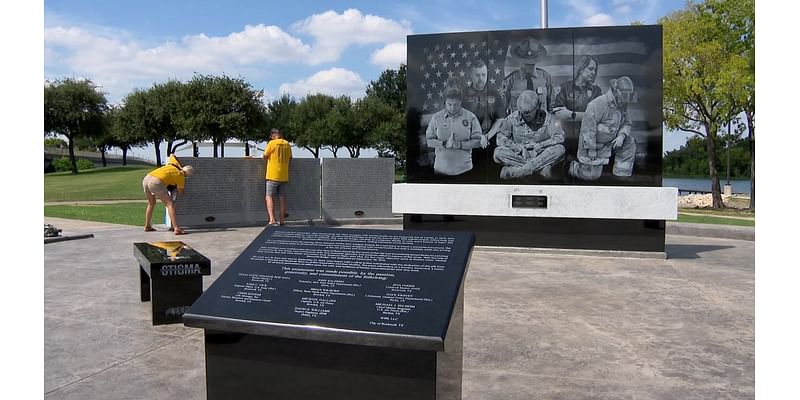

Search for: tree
xmin=661 ymin=3 xmax=739 ymax=208
xmin=701 ymin=0 xmax=755 ymax=210
xmin=364 ymin=65 xmax=408 ymax=167
xmin=354 ymin=95 xmax=402 ymax=161
xmin=291 ymin=94 xmax=336 ymax=158
xmin=108 ymin=105 xmax=147 ymax=165
xmin=150 ymin=80 xmax=186 ymax=155
xmin=326 ymin=96 xmax=361 ymax=157
xmin=116 ymin=88 xmax=167 ymax=165
xmin=176 ymin=74 xmax=267 ymax=158
xmin=44 ymin=78 xmax=108 ymax=174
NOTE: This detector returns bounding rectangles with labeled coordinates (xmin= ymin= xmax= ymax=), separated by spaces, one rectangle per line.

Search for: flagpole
xmin=541 ymin=0 xmax=548 ymax=28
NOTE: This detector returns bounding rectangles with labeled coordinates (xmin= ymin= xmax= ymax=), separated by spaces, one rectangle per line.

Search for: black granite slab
xmin=184 ymin=227 xmax=475 ymax=351
xmin=133 ymin=241 xmax=211 ymax=325
xmin=133 ymin=241 xmax=212 ymax=276
xmin=404 ymin=214 xmax=665 ymax=252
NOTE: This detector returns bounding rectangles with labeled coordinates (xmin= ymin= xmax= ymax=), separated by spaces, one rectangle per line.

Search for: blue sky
xmin=44 ymin=0 xmax=693 ymax=155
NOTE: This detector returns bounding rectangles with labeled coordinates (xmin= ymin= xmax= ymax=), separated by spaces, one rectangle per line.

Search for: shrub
xmin=52 ymin=157 xmax=96 ymax=172
xmin=77 ymin=158 xmax=95 ymax=170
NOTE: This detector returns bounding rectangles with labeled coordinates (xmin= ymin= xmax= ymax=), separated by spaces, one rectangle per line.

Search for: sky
xmin=42 ymin=0 xmax=697 ymax=159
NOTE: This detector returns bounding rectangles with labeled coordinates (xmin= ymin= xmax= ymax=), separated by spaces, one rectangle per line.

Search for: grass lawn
xmin=44 ymin=202 xmax=165 ymax=227
xmin=45 ymin=165 xmax=152 ymax=202
xmin=677 ymin=213 xmax=755 ymax=227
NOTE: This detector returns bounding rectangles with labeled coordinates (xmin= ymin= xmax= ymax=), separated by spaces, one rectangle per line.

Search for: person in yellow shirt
xmin=263 ymin=128 xmax=292 ymax=226
xmin=142 ymin=154 xmax=194 ymax=234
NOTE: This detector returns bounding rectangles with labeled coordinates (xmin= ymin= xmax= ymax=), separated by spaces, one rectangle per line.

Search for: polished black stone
xmin=406 ymin=25 xmax=663 ymax=187
xmin=185 ymin=227 xmax=472 ymax=400
xmin=404 ymin=215 xmax=666 ymax=252
xmin=133 ymin=241 xmax=211 ymax=325
xmin=184 ymin=227 xmax=474 ymax=350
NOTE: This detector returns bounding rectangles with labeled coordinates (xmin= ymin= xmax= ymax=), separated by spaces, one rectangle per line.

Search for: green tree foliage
xmin=661 ymin=3 xmax=740 ymax=208
xmin=107 ymin=106 xmax=147 ymax=166
xmin=44 ymin=78 xmax=108 ymax=174
xmin=700 ymin=0 xmax=755 ymax=210
xmin=363 ymin=64 xmax=407 ymax=167
xmin=44 ymin=137 xmax=66 ymax=148
xmin=116 ymin=87 xmax=167 ymax=165
xmin=265 ymin=94 xmax=298 ymax=140
xmin=53 ymin=157 xmax=95 ymax=172
xmin=664 ymin=136 xmax=750 ymax=178
xmin=291 ymin=94 xmax=336 ymax=158
xmin=176 ymin=74 xmax=267 ymax=158
xmin=326 ymin=96 xmax=362 ymax=158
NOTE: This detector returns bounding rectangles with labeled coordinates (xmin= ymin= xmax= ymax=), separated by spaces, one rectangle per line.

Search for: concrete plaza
xmin=44 ymin=217 xmax=754 ymax=399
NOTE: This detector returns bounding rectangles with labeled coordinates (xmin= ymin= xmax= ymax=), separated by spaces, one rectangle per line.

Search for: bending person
xmin=142 ymin=154 xmax=194 ymax=234
xmin=493 ymin=90 xmax=565 ymax=179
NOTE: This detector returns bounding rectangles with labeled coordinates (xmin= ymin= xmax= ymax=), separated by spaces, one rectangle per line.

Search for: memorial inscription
xmin=184 ymin=227 xmax=473 ymax=400
xmin=186 ymin=227 xmax=473 ymax=347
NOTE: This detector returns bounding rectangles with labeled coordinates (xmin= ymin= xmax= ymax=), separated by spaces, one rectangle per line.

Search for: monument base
xmin=404 ymin=214 xmax=666 ymax=252
xmin=202 ymin=287 xmax=463 ymax=400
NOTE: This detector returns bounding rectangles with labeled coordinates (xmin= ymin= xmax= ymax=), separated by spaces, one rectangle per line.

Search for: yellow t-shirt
xmin=148 ymin=155 xmax=186 ymax=188
xmin=263 ymin=139 xmax=291 ymax=182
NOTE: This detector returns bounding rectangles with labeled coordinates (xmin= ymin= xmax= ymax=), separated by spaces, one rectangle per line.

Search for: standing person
xmin=501 ymin=37 xmax=555 ymax=115
xmin=567 ymin=76 xmax=637 ymax=180
xmin=553 ymin=55 xmax=603 ymax=161
xmin=426 ymin=83 xmax=483 ymax=176
xmin=142 ymin=154 xmax=194 ymax=235
xmin=553 ymin=55 xmax=603 ymax=122
xmin=461 ymin=59 xmax=507 ymax=147
xmin=263 ymin=128 xmax=292 ymax=226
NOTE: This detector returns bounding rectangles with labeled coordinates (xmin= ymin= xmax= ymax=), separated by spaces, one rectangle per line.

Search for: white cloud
xmin=617 ymin=5 xmax=633 ymax=14
xmin=293 ymin=9 xmax=412 ymax=64
xmin=583 ymin=13 xmax=617 ymax=26
xmin=44 ymin=23 xmax=312 ymax=101
xmin=278 ymin=68 xmax=367 ymax=99
xmin=370 ymin=42 xmax=407 ymax=68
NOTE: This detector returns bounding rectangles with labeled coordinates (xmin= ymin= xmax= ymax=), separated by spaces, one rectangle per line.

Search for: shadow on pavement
xmin=666 ymin=243 xmax=735 ymax=260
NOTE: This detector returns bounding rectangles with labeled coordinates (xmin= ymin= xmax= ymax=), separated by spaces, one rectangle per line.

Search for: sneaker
xmin=267 ymin=222 xmax=279 ymax=227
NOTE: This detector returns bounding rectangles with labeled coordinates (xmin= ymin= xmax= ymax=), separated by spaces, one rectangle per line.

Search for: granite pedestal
xmin=133 ymin=241 xmax=211 ymax=325
xmin=184 ymin=226 xmax=474 ymax=399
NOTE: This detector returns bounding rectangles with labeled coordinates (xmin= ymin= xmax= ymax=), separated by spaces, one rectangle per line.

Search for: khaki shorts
xmin=143 ymin=175 xmax=169 ymax=198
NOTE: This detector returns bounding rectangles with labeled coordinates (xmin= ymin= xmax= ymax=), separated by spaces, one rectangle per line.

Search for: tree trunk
xmin=244 ymin=141 xmax=250 ymax=157
xmin=100 ymin=148 xmax=107 ymax=167
xmin=303 ymin=146 xmax=320 ymax=158
xmin=167 ymin=139 xmax=174 ymax=155
xmin=67 ymin=134 xmax=78 ymax=174
xmin=154 ymin=140 xmax=163 ymax=166
xmin=746 ymin=110 xmax=755 ymax=211
xmin=703 ymin=122 xmax=723 ymax=208
xmin=122 ymin=147 xmax=128 ymax=166
xmin=213 ymin=142 xmax=218 ymax=158
xmin=192 ymin=142 xmax=199 ymax=157
xmin=171 ymin=139 xmax=188 ymax=155
xmin=221 ymin=142 xmax=225 ymax=158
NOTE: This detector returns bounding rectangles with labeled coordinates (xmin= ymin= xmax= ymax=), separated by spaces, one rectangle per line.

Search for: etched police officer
xmin=501 ymin=38 xmax=555 ymax=115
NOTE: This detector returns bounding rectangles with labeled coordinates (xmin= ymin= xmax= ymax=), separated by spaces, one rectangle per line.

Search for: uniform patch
xmin=462 ymin=119 xmax=469 ymax=127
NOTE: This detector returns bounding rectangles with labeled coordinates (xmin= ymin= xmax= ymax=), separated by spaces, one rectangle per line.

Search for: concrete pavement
xmin=44 ymin=217 xmax=754 ymax=399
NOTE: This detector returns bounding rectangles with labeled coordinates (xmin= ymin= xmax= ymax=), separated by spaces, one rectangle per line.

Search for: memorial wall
xmin=400 ymin=25 xmax=675 ymax=252
xmin=322 ymin=158 xmax=395 ymax=221
xmin=171 ymin=157 xmax=395 ymax=228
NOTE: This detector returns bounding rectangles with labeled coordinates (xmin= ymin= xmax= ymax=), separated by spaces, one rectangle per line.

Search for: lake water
xmin=663 ymin=177 xmax=751 ymax=195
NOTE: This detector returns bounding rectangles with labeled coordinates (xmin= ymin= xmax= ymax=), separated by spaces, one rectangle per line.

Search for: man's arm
xmin=459 ymin=115 xmax=484 ymax=150
xmin=495 ymin=119 xmax=524 ymax=153
xmin=426 ymin=118 xmax=445 ymax=149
